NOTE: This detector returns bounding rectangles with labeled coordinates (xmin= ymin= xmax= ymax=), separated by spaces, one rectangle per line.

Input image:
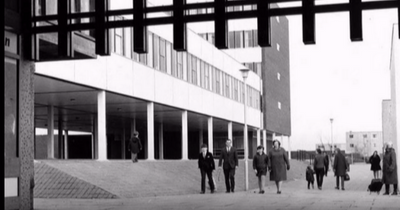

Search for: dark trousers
xmin=223 ymin=168 xmax=236 ymax=192
xmin=200 ymin=169 xmax=215 ymax=192
xmin=336 ymin=176 xmax=345 ymax=189
xmin=307 ymin=180 xmax=314 ymax=189
xmin=385 ymin=184 xmax=398 ymax=193
xmin=315 ymin=168 xmax=324 ymax=188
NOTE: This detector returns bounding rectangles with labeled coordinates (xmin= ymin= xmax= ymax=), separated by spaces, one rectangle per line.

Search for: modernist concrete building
xmin=190 ymin=2 xmax=291 ymax=150
xmin=32 ymin=0 xmax=265 ymax=162
xmin=382 ymin=23 xmax=400 ymax=183
xmin=345 ymin=131 xmax=384 ymax=157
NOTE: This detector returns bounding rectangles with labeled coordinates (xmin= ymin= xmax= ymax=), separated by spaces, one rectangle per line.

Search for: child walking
xmin=253 ymin=145 xmax=269 ymax=194
xmin=306 ymin=165 xmax=315 ymax=189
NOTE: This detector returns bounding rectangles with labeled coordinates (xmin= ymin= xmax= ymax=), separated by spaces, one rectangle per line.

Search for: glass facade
xmin=112 ymin=16 xmax=261 ymax=110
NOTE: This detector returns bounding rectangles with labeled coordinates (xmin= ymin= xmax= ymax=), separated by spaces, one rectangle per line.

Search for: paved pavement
xmin=34 ymin=162 xmax=400 ymax=210
xmin=35 ymin=159 xmax=308 ymax=198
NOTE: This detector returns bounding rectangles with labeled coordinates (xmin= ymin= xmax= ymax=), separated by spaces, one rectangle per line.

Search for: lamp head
xmin=240 ymin=69 xmax=250 ymax=79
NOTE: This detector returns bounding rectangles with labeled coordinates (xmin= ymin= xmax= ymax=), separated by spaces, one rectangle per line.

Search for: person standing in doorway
xmin=382 ymin=142 xmax=398 ymax=195
xmin=253 ymin=145 xmax=268 ymax=194
xmin=314 ymin=148 xmax=328 ymax=190
xmin=198 ymin=144 xmax=215 ymax=194
xmin=128 ymin=131 xmax=142 ymax=163
xmin=268 ymin=139 xmax=290 ymax=194
xmin=369 ymin=151 xmax=382 ymax=179
xmin=218 ymin=139 xmax=238 ymax=193
xmin=333 ymin=148 xmax=349 ymax=190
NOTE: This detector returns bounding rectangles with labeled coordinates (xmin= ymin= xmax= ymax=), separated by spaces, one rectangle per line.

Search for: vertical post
xmin=243 ymin=79 xmax=249 ymax=191
xmin=215 ymin=0 xmax=228 ymax=49
xmin=173 ymin=0 xmax=187 ymax=51
xmin=350 ymin=0 xmax=363 ymax=41
xmin=208 ymin=117 xmax=214 ymax=154
xmin=147 ymin=102 xmax=155 ymax=160
xmin=47 ymin=105 xmax=54 ymax=159
xmin=288 ymin=136 xmax=291 ymax=159
xmin=97 ymin=91 xmax=107 ymax=161
xmin=257 ymin=0 xmax=271 ymax=47
xmin=228 ymin=121 xmax=233 ymax=143
xmin=182 ymin=111 xmax=188 ymax=160
xmin=92 ymin=117 xmax=97 ymax=159
xmin=257 ymin=129 xmax=261 ymax=146
xmin=159 ymin=122 xmax=164 ymax=160
xmin=262 ymin=130 xmax=267 ymax=151
xmin=121 ymin=125 xmax=126 ymax=159
xmin=302 ymin=0 xmax=315 ymax=44
xmin=58 ymin=113 xmax=63 ymax=159
xmin=199 ymin=127 xmax=203 ymax=149
xmin=95 ymin=0 xmax=110 ymax=55
xmin=64 ymin=130 xmax=69 ymax=159
xmin=57 ymin=0 xmax=71 ymax=57
xmin=133 ymin=0 xmax=148 ymax=53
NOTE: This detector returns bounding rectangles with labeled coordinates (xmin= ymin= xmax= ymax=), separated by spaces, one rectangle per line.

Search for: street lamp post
xmin=330 ymin=118 xmax=334 ymax=167
xmin=240 ymin=68 xmax=250 ymax=191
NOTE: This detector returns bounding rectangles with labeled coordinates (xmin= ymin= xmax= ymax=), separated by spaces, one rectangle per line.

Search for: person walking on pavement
xmin=198 ymin=144 xmax=216 ymax=194
xmin=306 ymin=165 xmax=315 ymax=189
xmin=253 ymin=145 xmax=269 ymax=194
xmin=218 ymin=139 xmax=238 ymax=193
xmin=369 ymin=151 xmax=382 ymax=179
xmin=333 ymin=148 xmax=349 ymax=190
xmin=323 ymin=151 xmax=330 ymax=176
xmin=314 ymin=148 xmax=328 ymax=190
xmin=382 ymin=142 xmax=398 ymax=195
xmin=268 ymin=139 xmax=290 ymax=194
xmin=128 ymin=131 xmax=142 ymax=163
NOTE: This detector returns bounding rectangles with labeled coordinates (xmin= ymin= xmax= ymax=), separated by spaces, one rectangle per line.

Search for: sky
xmin=287 ymin=9 xmax=398 ymax=150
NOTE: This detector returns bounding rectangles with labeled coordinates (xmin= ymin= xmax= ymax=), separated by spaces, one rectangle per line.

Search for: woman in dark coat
xmin=333 ymin=148 xmax=349 ymax=190
xmin=382 ymin=142 xmax=398 ymax=195
xmin=253 ymin=145 xmax=268 ymax=194
xmin=369 ymin=151 xmax=381 ymax=179
xmin=268 ymin=140 xmax=290 ymax=194
xmin=128 ymin=131 xmax=142 ymax=163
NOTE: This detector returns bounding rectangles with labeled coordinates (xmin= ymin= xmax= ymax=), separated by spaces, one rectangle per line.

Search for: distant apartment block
xmin=346 ymin=131 xmax=384 ymax=156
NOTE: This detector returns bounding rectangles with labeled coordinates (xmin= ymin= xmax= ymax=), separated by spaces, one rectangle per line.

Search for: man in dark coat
xmin=218 ymin=139 xmax=238 ymax=193
xmin=198 ymin=144 xmax=215 ymax=194
xmin=382 ymin=142 xmax=398 ymax=195
xmin=128 ymin=131 xmax=142 ymax=163
xmin=333 ymin=148 xmax=349 ymax=190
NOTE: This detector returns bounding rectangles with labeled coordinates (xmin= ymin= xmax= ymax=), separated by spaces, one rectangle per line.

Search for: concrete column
xmin=64 ymin=130 xmax=68 ymax=159
xmin=208 ymin=117 xmax=214 ymax=154
xmin=228 ymin=121 xmax=233 ymax=141
xmin=182 ymin=111 xmax=188 ymax=160
xmin=47 ymin=105 xmax=54 ymax=159
xmin=92 ymin=117 xmax=97 ymax=159
xmin=58 ymin=113 xmax=63 ymax=159
xmin=199 ymin=128 xmax=204 ymax=149
xmin=147 ymin=102 xmax=155 ymax=160
xmin=257 ymin=129 xmax=261 ymax=146
xmin=262 ymin=130 xmax=267 ymax=151
xmin=97 ymin=91 xmax=107 ymax=161
xmin=121 ymin=125 xmax=126 ymax=159
xmin=159 ymin=123 xmax=164 ymax=160
xmin=288 ymin=136 xmax=292 ymax=159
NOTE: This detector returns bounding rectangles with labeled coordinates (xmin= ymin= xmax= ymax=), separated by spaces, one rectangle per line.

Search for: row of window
xmin=199 ymin=30 xmax=260 ymax=49
xmin=349 ymin=134 xmax=377 ymax=138
xmin=112 ymin=20 xmax=261 ymax=110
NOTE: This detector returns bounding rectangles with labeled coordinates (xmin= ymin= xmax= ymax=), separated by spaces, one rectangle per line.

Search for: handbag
xmin=344 ymin=173 xmax=350 ymax=181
